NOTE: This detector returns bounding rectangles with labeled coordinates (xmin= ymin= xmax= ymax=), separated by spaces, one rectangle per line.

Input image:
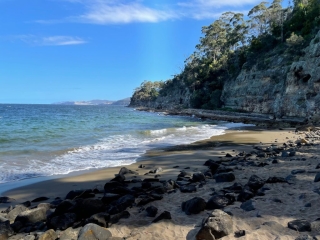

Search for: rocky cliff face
xmin=221 ymin=30 xmax=320 ymax=122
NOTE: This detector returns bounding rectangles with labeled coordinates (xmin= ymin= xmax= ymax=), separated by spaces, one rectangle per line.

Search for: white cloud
xmin=36 ymin=0 xmax=262 ymax=24
xmin=70 ymin=1 xmax=177 ymax=24
xmin=15 ymin=35 xmax=87 ymax=46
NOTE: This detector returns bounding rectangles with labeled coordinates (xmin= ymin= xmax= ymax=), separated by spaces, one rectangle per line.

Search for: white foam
xmin=0 ymin=122 xmax=253 ymax=184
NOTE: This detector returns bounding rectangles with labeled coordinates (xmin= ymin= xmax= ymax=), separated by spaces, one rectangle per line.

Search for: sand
xmin=2 ymin=127 xmax=320 ymax=239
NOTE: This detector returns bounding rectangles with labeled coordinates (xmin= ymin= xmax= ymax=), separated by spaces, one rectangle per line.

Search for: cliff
xmin=221 ymin=30 xmax=320 ymax=123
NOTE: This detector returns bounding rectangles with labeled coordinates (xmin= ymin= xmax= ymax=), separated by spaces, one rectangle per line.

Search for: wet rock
xmin=247 ymin=175 xmax=265 ymax=190
xmin=47 ymin=212 xmax=77 ymax=230
xmin=206 ymin=195 xmax=230 ymax=210
xmin=146 ymin=206 xmax=158 ymax=217
xmin=182 ymin=197 xmax=206 ymax=215
xmin=288 ymin=219 xmax=311 ymax=232
xmin=196 ymin=209 xmax=233 ymax=240
xmin=215 ymin=173 xmax=235 ymax=183
xmin=78 ymin=223 xmax=112 ymax=240
xmin=240 ymin=200 xmax=255 ymax=211
xmin=38 ymin=229 xmax=57 ymax=240
xmin=14 ymin=207 xmax=46 ymax=224
xmin=152 ymin=211 xmax=171 ymax=223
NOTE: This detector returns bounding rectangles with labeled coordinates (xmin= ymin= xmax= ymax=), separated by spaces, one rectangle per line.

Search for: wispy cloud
xmin=15 ymin=35 xmax=87 ymax=46
xmin=36 ymin=0 xmax=262 ymax=24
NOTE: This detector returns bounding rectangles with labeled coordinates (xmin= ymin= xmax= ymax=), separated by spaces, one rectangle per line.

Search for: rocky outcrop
xmin=221 ymin=30 xmax=320 ymax=122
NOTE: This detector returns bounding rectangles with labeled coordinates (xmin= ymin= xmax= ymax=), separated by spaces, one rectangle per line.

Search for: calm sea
xmin=0 ymin=104 xmax=247 ymax=186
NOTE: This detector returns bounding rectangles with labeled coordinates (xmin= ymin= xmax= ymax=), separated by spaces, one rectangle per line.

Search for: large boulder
xmin=206 ymin=195 xmax=230 ymax=210
xmin=14 ymin=207 xmax=47 ymax=224
xmin=59 ymin=227 xmax=81 ymax=240
xmin=7 ymin=205 xmax=28 ymax=222
xmin=38 ymin=229 xmax=57 ymax=240
xmin=182 ymin=197 xmax=206 ymax=215
xmin=196 ymin=209 xmax=233 ymax=240
xmin=288 ymin=219 xmax=311 ymax=232
xmin=78 ymin=223 xmax=112 ymax=240
xmin=73 ymin=199 xmax=105 ymax=218
xmin=215 ymin=173 xmax=235 ymax=183
xmin=107 ymin=194 xmax=135 ymax=215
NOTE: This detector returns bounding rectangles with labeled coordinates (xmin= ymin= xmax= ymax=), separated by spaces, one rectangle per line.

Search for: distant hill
xmin=52 ymin=98 xmax=130 ymax=106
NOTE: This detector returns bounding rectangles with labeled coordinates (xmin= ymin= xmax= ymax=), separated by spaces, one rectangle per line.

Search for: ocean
xmin=0 ymin=104 xmax=247 ymax=188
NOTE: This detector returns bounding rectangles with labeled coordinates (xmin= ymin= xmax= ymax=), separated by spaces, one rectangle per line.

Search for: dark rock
xmin=21 ymin=201 xmax=31 ymax=208
xmin=234 ymin=230 xmax=246 ymax=237
xmin=209 ymin=162 xmax=220 ymax=174
xmin=73 ymin=199 xmax=105 ymax=219
xmin=314 ymin=173 xmax=320 ymax=182
xmin=107 ymin=194 xmax=135 ymax=215
xmin=101 ymin=193 xmax=121 ymax=205
xmin=0 ymin=197 xmax=14 ymax=203
xmin=142 ymin=178 xmax=159 ymax=182
xmin=272 ymin=159 xmax=279 ymax=164
xmin=305 ymin=203 xmax=311 ymax=207
xmin=196 ymin=209 xmax=233 ymax=240
xmin=288 ymin=219 xmax=311 ymax=232
xmin=78 ymin=223 xmax=112 ymax=240
xmin=215 ymin=173 xmax=235 ymax=183
xmin=204 ymin=159 xmax=217 ymax=166
xmin=146 ymin=206 xmax=158 ymax=217
xmin=173 ymin=165 xmax=179 ymax=168
xmin=119 ymin=167 xmax=137 ymax=175
xmin=54 ymin=200 xmax=74 ymax=216
xmin=266 ymin=177 xmax=288 ymax=183
xmin=14 ymin=207 xmax=47 ymax=224
xmin=85 ymin=212 xmax=110 ymax=227
xmin=281 ymin=151 xmax=290 ymax=157
xmin=31 ymin=197 xmax=49 ymax=202
xmin=247 ymin=175 xmax=265 ymax=190
xmin=223 ymin=183 xmax=243 ymax=193
xmin=180 ymin=185 xmax=197 ymax=193
xmin=226 ymin=153 xmax=233 ymax=157
xmin=104 ymin=181 xmax=125 ymax=193
xmin=47 ymin=213 xmax=77 ymax=230
xmin=110 ymin=211 xmax=130 ymax=224
xmin=192 ymin=172 xmax=206 ymax=182
xmin=182 ymin=197 xmax=206 ymax=215
xmin=257 ymin=152 xmax=267 ymax=158
xmin=152 ymin=211 xmax=171 ymax=223
xmin=291 ymin=169 xmax=306 ymax=175
xmin=149 ymin=167 xmax=163 ymax=174
xmin=316 ymin=163 xmax=320 ymax=169
xmin=50 ymin=198 xmax=63 ymax=206
xmin=65 ymin=189 xmax=94 ymax=200
xmin=138 ymin=164 xmax=145 ymax=168
xmin=240 ymin=200 xmax=255 ymax=211
xmin=0 ymin=220 xmax=14 ymax=239
xmin=206 ymin=195 xmax=231 ymax=210
xmin=237 ymin=189 xmax=255 ymax=202
xmin=141 ymin=182 xmax=152 ymax=189
xmin=111 ymin=174 xmax=125 ymax=182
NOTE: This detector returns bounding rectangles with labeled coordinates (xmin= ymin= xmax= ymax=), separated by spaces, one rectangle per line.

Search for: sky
xmin=0 ymin=0 xmax=284 ymax=104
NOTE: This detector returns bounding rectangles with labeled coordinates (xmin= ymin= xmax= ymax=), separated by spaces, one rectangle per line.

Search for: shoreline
xmin=2 ymin=126 xmax=320 ymax=239
xmin=1 ymin=126 xmax=293 ymax=204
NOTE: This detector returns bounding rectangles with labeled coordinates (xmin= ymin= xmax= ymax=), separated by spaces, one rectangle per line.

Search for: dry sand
xmin=2 ymin=128 xmax=320 ymax=239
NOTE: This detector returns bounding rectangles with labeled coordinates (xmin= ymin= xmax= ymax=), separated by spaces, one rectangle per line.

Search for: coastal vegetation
xmin=130 ymin=0 xmax=320 ymax=110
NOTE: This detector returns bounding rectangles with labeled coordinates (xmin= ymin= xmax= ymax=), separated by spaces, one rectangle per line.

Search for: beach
xmin=1 ymin=127 xmax=320 ymax=239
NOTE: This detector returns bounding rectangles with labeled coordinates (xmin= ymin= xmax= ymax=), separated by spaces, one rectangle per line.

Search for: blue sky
xmin=0 ymin=0 xmax=282 ymax=104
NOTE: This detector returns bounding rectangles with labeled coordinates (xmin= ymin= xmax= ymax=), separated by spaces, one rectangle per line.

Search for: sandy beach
xmin=1 ymin=127 xmax=320 ymax=239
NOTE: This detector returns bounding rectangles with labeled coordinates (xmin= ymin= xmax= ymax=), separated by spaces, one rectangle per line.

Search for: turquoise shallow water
xmin=0 ymin=104 xmax=246 ymax=185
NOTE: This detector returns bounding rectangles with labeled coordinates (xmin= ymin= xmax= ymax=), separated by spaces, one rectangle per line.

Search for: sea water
xmin=0 ymin=104 xmax=247 ymax=186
